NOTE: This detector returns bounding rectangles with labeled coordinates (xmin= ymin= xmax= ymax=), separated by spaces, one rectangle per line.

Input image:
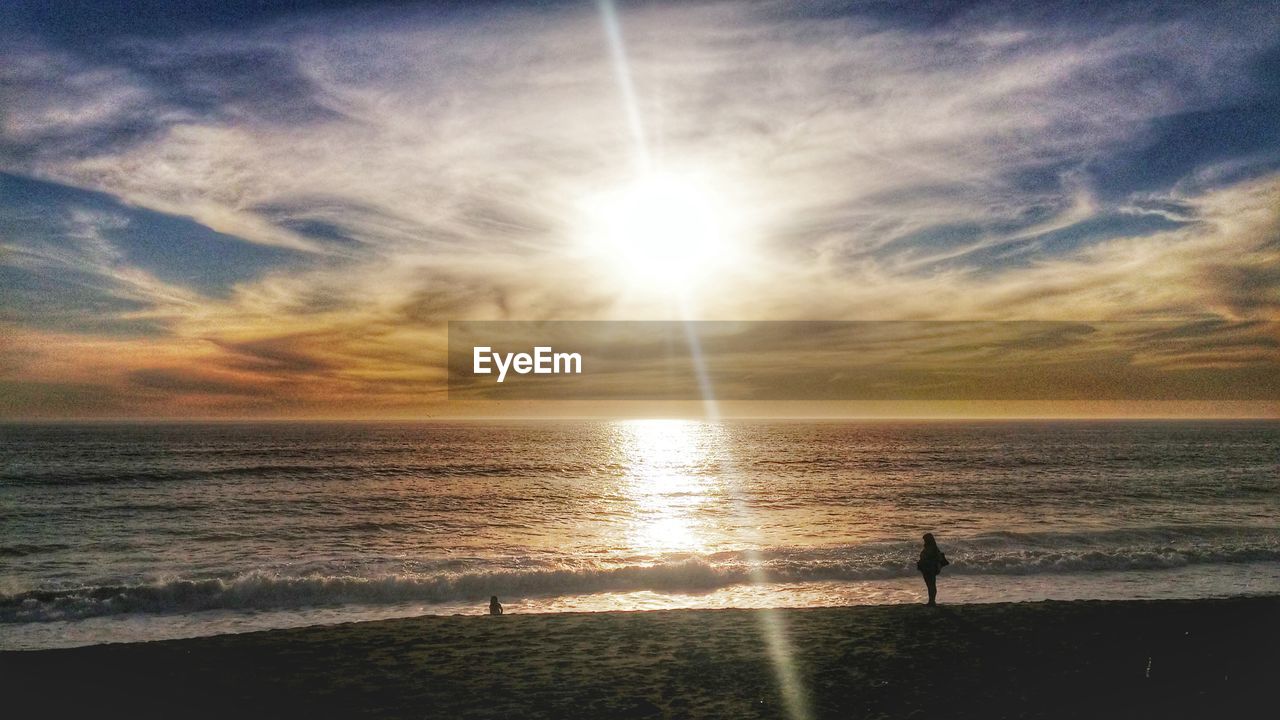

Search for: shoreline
xmin=5 ymin=595 xmax=1276 ymax=718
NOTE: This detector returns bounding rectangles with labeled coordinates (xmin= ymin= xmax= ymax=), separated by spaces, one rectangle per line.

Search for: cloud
xmin=0 ymin=0 xmax=1278 ymax=416
xmin=127 ymin=366 xmax=267 ymax=396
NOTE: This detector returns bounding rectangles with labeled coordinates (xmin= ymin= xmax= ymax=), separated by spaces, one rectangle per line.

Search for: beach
xmin=4 ymin=596 xmax=1275 ymax=719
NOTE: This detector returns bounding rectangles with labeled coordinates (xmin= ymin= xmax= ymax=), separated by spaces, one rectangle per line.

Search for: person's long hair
xmin=922 ymin=532 xmax=937 ymax=549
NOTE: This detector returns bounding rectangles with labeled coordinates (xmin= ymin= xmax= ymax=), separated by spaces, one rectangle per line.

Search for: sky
xmin=1 ymin=0 xmax=1277 ymax=419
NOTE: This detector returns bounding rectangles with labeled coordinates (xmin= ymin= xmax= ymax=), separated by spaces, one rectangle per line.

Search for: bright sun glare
xmin=615 ymin=419 xmax=717 ymax=552
xmin=584 ymin=171 xmax=734 ymax=291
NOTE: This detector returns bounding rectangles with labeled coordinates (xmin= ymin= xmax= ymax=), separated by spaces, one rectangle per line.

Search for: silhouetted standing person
xmin=916 ymin=533 xmax=949 ymax=606
xmin=489 ymin=595 xmax=503 ymax=615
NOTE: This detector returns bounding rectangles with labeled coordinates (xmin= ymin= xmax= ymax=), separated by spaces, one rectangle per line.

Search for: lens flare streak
xmin=595 ymin=6 xmax=814 ymax=714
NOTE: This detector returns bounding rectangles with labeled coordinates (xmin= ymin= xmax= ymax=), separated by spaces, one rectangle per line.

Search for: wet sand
xmin=4 ymin=596 xmax=1275 ymax=718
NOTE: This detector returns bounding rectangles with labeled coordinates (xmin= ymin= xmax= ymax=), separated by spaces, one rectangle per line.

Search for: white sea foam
xmin=4 ymin=526 xmax=1276 ymax=623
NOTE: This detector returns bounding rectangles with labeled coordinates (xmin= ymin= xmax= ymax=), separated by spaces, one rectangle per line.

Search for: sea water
xmin=1 ymin=420 xmax=1276 ymax=649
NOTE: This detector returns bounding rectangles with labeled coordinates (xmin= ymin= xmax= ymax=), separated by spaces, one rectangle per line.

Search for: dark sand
xmin=4 ymin=597 xmax=1276 ymax=719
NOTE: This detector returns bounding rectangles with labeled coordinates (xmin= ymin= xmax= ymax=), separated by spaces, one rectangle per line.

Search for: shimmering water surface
xmin=2 ymin=420 xmax=1277 ymax=649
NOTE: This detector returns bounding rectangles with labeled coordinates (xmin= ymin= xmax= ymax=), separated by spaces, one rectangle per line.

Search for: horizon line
xmin=3 ymin=415 xmax=1277 ymax=423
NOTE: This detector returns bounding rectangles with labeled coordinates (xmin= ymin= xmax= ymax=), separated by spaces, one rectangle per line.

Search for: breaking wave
xmin=5 ymin=527 xmax=1277 ymax=623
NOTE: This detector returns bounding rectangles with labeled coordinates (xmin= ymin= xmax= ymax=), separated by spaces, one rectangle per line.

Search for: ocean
xmin=2 ymin=420 xmax=1277 ymax=650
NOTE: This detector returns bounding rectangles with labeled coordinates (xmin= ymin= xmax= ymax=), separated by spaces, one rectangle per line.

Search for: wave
xmin=5 ymin=536 xmax=1278 ymax=623
xmin=1 ymin=460 xmax=622 ymax=486
xmin=0 ymin=543 xmax=71 ymax=558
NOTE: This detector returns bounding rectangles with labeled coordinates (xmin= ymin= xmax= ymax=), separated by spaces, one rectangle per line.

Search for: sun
xmin=582 ymin=170 xmax=734 ymax=291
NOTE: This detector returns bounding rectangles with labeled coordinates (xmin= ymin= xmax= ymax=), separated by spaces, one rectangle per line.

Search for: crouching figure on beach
xmin=489 ymin=595 xmax=504 ymax=615
xmin=916 ymin=533 xmax=949 ymax=606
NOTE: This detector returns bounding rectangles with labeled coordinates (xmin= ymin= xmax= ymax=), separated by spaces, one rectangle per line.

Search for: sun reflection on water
xmin=608 ymin=418 xmax=812 ymax=719
xmin=611 ymin=419 xmax=722 ymax=554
